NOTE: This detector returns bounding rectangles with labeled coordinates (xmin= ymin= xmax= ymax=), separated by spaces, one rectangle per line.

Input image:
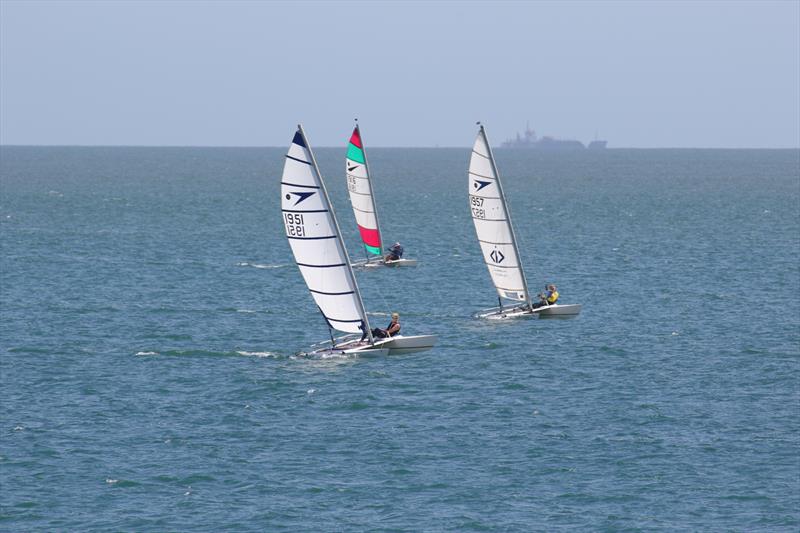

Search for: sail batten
xmin=281 ymin=125 xmax=372 ymax=339
xmin=346 ymin=124 xmax=383 ymax=260
xmin=468 ymin=125 xmax=532 ymax=306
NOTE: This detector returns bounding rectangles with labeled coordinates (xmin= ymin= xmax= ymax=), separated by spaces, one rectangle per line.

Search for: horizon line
xmin=2 ymin=144 xmax=799 ymax=150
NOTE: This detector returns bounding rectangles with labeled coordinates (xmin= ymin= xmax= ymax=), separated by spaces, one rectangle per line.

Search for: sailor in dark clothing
xmin=384 ymin=242 xmax=404 ymax=262
xmin=372 ymin=312 xmax=401 ymax=338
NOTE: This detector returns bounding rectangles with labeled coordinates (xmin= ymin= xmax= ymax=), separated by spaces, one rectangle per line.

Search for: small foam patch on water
xmin=291 ymin=351 xmax=356 ymax=362
xmin=138 ymin=349 xmax=257 ymax=358
xmin=104 ymin=478 xmax=138 ymax=487
xmin=317 ymin=352 xmax=358 ymax=361
xmin=236 ymin=350 xmax=279 ymax=358
xmin=236 ymin=262 xmax=287 ymax=269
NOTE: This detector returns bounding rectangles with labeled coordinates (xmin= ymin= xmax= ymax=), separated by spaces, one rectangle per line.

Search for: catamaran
xmin=469 ymin=123 xmax=581 ymax=319
xmin=281 ymin=125 xmax=436 ymax=355
xmin=346 ymin=120 xmax=417 ymax=267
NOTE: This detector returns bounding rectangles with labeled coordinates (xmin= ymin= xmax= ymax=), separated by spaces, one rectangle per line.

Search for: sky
xmin=1 ymin=0 xmax=798 ymax=148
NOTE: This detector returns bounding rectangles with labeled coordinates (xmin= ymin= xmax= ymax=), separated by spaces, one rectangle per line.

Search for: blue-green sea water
xmin=1 ymin=146 xmax=798 ymax=531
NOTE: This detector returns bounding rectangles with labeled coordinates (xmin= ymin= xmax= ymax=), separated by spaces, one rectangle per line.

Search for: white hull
xmin=372 ymin=334 xmax=437 ymax=354
xmin=475 ymin=305 xmax=535 ymax=320
xmin=304 ymin=334 xmax=436 ymax=356
xmin=352 ymin=257 xmax=418 ymax=268
xmin=534 ymin=303 xmax=581 ymax=316
xmin=384 ymin=258 xmax=417 ymax=267
xmin=302 ymin=345 xmax=389 ymax=357
xmin=302 ymin=337 xmax=388 ymax=357
xmin=475 ymin=303 xmax=581 ymax=320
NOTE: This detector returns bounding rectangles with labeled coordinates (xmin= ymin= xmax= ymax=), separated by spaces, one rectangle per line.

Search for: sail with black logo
xmin=469 ymin=123 xmax=581 ymax=319
xmin=346 ymin=121 xmax=417 ymax=267
xmin=281 ymin=124 xmax=437 ymax=353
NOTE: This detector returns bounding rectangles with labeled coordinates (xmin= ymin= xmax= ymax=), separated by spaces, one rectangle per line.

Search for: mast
xmin=298 ymin=124 xmax=374 ymax=344
xmin=480 ymin=124 xmax=533 ymax=310
xmin=356 ymin=119 xmax=384 ymax=262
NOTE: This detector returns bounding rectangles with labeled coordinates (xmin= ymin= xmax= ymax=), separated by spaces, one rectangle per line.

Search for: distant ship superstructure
xmin=588 ymin=140 xmax=608 ymax=150
xmin=500 ymin=122 xmax=607 ymax=150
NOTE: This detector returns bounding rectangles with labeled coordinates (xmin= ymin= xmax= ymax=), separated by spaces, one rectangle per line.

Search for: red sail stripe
xmin=357 ymin=225 xmax=380 ymax=248
xmin=349 ymin=127 xmax=362 ymax=149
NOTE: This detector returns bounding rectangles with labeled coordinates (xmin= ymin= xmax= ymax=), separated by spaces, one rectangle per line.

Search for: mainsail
xmin=346 ymin=123 xmax=383 ymax=260
xmin=281 ymin=125 xmax=372 ymax=338
xmin=468 ymin=125 xmax=531 ymax=306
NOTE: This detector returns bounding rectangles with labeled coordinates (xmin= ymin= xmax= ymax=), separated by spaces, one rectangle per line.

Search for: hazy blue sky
xmin=1 ymin=0 xmax=798 ymax=147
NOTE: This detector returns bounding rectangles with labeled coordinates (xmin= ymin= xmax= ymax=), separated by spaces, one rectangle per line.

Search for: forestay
xmin=346 ymin=124 xmax=383 ymax=260
xmin=468 ymin=125 xmax=531 ymax=305
xmin=281 ymin=125 xmax=371 ymax=336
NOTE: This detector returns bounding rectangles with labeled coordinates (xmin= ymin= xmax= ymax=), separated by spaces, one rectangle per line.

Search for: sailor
xmin=533 ymin=284 xmax=559 ymax=308
xmin=384 ymin=242 xmax=404 ymax=262
xmin=372 ymin=312 xmax=401 ymax=338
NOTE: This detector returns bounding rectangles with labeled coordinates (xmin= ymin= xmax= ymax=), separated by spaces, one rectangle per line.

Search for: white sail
xmin=468 ymin=125 xmax=531 ymax=305
xmin=281 ymin=125 xmax=371 ymax=337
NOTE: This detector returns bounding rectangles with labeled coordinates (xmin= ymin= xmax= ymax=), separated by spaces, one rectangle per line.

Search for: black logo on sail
xmin=490 ymin=249 xmax=505 ymax=263
xmin=286 ymin=191 xmax=315 ymax=205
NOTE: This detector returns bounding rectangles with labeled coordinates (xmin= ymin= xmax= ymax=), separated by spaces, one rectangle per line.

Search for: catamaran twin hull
xmin=302 ymin=334 xmax=438 ymax=357
xmin=475 ymin=303 xmax=582 ymax=320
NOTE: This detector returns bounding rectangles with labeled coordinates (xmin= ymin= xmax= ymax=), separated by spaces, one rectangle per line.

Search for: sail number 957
xmin=284 ymin=213 xmax=306 ymax=237
xmin=470 ymin=195 xmax=485 ymax=219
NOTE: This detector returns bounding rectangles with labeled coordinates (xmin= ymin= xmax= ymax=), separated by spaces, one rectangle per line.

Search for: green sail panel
xmin=347 ymin=143 xmax=365 ymax=164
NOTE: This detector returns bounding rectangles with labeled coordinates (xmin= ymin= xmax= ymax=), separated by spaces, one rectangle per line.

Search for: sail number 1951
xmin=470 ymin=195 xmax=485 ymax=219
xmin=284 ymin=213 xmax=306 ymax=237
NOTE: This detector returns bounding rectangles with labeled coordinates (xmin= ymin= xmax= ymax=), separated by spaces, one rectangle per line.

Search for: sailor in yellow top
xmin=546 ymin=285 xmax=559 ymax=304
xmin=533 ymin=284 xmax=559 ymax=308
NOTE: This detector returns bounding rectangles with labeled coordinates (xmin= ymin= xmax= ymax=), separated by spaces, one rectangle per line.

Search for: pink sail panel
xmin=358 ymin=225 xmax=382 ymax=256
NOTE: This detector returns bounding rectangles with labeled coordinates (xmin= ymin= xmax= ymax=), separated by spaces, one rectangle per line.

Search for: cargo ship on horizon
xmin=500 ymin=123 xmax=607 ymax=150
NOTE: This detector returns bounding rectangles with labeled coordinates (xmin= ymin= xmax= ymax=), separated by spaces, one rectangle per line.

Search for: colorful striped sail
xmin=345 ymin=124 xmax=383 ymax=259
xmin=281 ymin=125 xmax=372 ymax=337
xmin=469 ymin=125 xmax=531 ymax=305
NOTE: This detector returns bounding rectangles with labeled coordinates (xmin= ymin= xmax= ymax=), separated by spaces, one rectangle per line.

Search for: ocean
xmin=1 ymin=145 xmax=798 ymax=531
